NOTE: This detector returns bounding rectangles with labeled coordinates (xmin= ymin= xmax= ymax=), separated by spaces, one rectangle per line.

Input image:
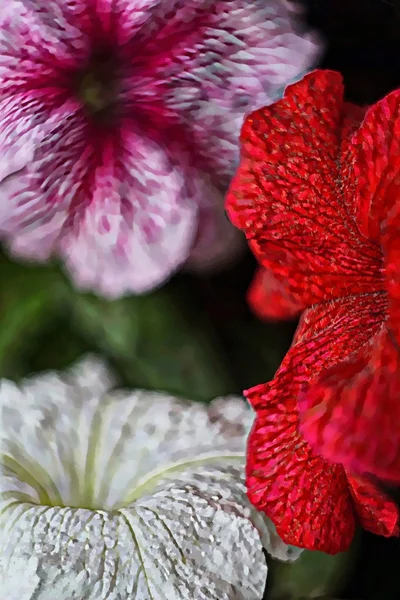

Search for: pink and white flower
xmin=0 ymin=1 xmax=320 ymax=296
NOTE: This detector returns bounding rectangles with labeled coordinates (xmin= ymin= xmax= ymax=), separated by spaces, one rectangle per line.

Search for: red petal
xmin=348 ymin=475 xmax=400 ymax=538
xmin=247 ymin=386 xmax=355 ymax=554
xmin=246 ymin=293 xmax=385 ymax=553
xmin=299 ymin=326 xmax=400 ymax=483
xmin=344 ymin=88 xmax=400 ymax=245
xmin=340 ymin=102 xmax=367 ymax=144
xmin=247 ymin=267 xmax=303 ymax=321
xmin=226 ymin=70 xmax=383 ymax=307
xmin=383 ymin=200 xmax=400 ymax=347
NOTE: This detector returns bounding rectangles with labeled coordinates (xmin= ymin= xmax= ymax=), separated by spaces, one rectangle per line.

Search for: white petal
xmin=0 ymin=357 xmax=299 ymax=598
xmin=0 ymin=505 xmax=146 ymax=599
xmin=121 ymin=468 xmax=267 ymax=599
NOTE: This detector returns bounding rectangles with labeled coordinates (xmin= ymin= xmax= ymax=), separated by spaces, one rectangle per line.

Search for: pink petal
xmin=186 ymin=179 xmax=245 ymax=273
xmin=123 ymin=0 xmax=321 ymax=185
xmin=2 ymin=109 xmax=199 ymax=294
xmin=0 ymin=1 xmax=89 ymax=85
xmin=60 ymin=123 xmax=199 ymax=296
xmin=0 ymin=101 xmax=84 ymax=254
xmin=0 ymin=0 xmax=321 ymax=295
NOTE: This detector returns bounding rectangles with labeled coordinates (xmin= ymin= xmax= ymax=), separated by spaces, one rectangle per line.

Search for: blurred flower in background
xmin=225 ymin=70 xmax=400 ymax=552
xmin=0 ymin=0 xmax=320 ymax=297
xmin=0 ymin=356 xmax=301 ymax=599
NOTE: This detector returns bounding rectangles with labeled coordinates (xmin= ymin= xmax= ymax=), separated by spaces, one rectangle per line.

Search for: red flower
xmin=225 ymin=69 xmax=400 ymax=552
xmin=248 ymin=267 xmax=303 ymax=321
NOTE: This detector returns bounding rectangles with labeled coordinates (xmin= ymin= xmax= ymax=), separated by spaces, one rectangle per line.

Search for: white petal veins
xmin=0 ymin=356 xmax=300 ymax=598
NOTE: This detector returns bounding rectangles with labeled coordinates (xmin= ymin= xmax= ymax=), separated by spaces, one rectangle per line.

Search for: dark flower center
xmin=76 ymin=50 xmax=119 ymax=123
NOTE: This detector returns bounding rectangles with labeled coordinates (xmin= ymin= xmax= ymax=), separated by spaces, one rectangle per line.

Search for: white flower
xmin=0 ymin=356 xmax=301 ymax=599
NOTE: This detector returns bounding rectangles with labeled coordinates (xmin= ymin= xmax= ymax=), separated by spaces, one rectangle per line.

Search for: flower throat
xmin=76 ymin=49 xmax=119 ymax=123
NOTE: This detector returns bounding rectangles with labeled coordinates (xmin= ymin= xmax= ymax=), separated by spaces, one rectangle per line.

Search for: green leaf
xmin=69 ymin=284 xmax=235 ymax=401
xmin=0 ymin=256 xmax=65 ymax=378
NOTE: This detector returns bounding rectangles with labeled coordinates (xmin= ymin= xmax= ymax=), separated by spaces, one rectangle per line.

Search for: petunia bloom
xmin=247 ymin=267 xmax=303 ymax=321
xmin=0 ymin=356 xmax=301 ymax=599
xmin=0 ymin=0 xmax=320 ymax=297
xmin=225 ymin=69 xmax=400 ymax=552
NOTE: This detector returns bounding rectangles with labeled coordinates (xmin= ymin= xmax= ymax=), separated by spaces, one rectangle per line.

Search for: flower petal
xmin=185 ymin=179 xmax=245 ymax=273
xmin=226 ymin=70 xmax=383 ymax=306
xmin=247 ymin=383 xmax=355 ymax=555
xmin=126 ymin=0 xmax=321 ymax=185
xmin=0 ymin=1 xmax=88 ymax=92
xmin=0 ymin=106 xmax=89 ymax=256
xmin=246 ymin=293 xmax=387 ymax=553
xmin=348 ymin=475 xmax=399 ymax=538
xmin=299 ymin=326 xmax=400 ymax=483
xmin=383 ymin=198 xmax=400 ymax=346
xmin=247 ymin=267 xmax=304 ymax=321
xmin=120 ymin=465 xmax=268 ymax=599
xmin=0 ymin=358 xmax=282 ymax=598
xmin=344 ymin=88 xmax=400 ymax=245
xmin=2 ymin=111 xmax=199 ymax=295
xmin=0 ymin=360 xmax=252 ymax=512
xmin=0 ymin=504 xmax=151 ymax=599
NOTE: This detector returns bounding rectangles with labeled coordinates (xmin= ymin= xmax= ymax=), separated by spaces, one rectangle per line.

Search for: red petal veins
xmin=247 ymin=267 xmax=304 ymax=321
xmin=246 ymin=383 xmax=355 ymax=554
xmin=383 ymin=200 xmax=400 ymax=347
xmin=344 ymin=88 xmax=400 ymax=245
xmin=340 ymin=102 xmax=368 ymax=142
xmin=299 ymin=326 xmax=400 ymax=483
xmin=226 ymin=70 xmax=383 ymax=307
xmin=291 ymin=292 xmax=386 ymax=350
xmin=348 ymin=475 xmax=400 ymax=538
xmin=246 ymin=293 xmax=386 ymax=553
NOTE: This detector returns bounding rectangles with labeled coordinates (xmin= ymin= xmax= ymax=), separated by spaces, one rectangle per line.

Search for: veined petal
xmin=226 ymin=70 xmax=383 ymax=307
xmin=2 ymin=113 xmax=198 ymax=294
xmin=60 ymin=124 xmax=199 ymax=295
xmin=383 ymin=194 xmax=400 ymax=346
xmin=121 ymin=466 xmax=268 ymax=599
xmin=299 ymin=326 xmax=400 ymax=484
xmin=0 ymin=92 xmax=75 ymax=184
xmin=0 ymin=106 xmax=91 ymax=257
xmin=247 ymin=385 xmax=355 ymax=555
xmin=0 ymin=505 xmax=149 ymax=599
xmin=344 ymin=88 xmax=400 ymax=245
xmin=246 ymin=293 xmax=387 ymax=553
xmin=247 ymin=267 xmax=304 ymax=321
xmin=124 ymin=0 xmax=321 ymax=184
xmin=0 ymin=2 xmax=88 ymax=93
xmin=348 ymin=475 xmax=399 ymax=538
xmin=0 ymin=357 xmax=297 ymax=598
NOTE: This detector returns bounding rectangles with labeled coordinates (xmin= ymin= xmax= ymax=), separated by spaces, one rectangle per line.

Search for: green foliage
xmin=0 ymin=256 xmax=235 ymax=401
xmin=69 ymin=286 xmax=235 ymax=401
